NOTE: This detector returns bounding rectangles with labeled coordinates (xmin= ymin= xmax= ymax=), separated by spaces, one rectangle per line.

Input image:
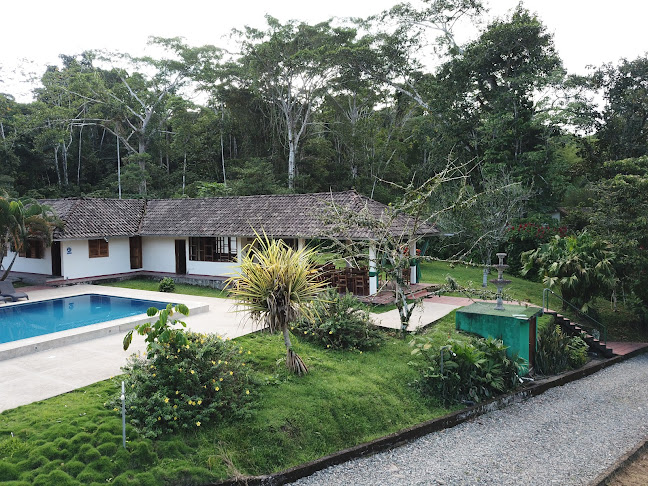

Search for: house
xmin=7 ymin=191 xmax=438 ymax=294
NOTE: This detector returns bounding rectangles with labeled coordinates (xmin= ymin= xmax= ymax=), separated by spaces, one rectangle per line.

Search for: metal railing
xmin=542 ymin=288 xmax=607 ymax=343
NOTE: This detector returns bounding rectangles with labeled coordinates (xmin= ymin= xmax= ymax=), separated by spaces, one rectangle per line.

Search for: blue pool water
xmin=0 ymin=294 xmax=172 ymax=344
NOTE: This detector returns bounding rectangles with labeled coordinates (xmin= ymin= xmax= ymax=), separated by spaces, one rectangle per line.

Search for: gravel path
xmin=292 ymin=354 xmax=648 ymax=486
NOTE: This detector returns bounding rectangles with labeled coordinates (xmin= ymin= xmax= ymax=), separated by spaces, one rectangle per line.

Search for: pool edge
xmin=0 ymin=303 xmax=210 ymax=361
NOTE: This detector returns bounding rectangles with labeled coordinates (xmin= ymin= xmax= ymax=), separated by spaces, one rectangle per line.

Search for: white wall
xmin=143 ymin=236 xmax=242 ymax=277
xmin=60 ymin=238 xmax=132 ymax=279
xmin=142 ymin=237 xmax=177 ymax=274
xmin=5 ymin=248 xmax=52 ymax=275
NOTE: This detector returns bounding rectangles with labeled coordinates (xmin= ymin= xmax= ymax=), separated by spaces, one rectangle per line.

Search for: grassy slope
xmin=0 ymin=318 xmax=459 ymax=485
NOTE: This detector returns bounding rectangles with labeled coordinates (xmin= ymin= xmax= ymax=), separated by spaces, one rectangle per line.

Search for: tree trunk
xmin=220 ymin=105 xmax=227 ymax=186
xmin=138 ymin=139 xmax=147 ymax=195
xmin=77 ymin=125 xmax=83 ymax=185
xmin=282 ymin=326 xmax=308 ymax=375
xmin=53 ymin=146 xmax=61 ymax=186
xmin=287 ymin=137 xmax=296 ymax=189
xmin=182 ymin=152 xmax=187 ymax=196
xmin=1 ymin=252 xmax=18 ymax=281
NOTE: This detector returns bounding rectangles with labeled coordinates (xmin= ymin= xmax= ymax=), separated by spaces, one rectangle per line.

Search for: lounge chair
xmin=0 ymin=295 xmax=8 ymax=304
xmin=0 ymin=281 xmax=29 ymax=301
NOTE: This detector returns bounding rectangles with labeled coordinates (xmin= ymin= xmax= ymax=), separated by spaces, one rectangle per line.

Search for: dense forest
xmin=1 ymin=1 xmax=647 ymax=318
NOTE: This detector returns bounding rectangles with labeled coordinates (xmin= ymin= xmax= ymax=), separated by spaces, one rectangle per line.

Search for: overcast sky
xmin=2 ymin=0 xmax=646 ymax=102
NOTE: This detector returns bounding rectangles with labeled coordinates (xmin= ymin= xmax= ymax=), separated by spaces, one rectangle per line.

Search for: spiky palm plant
xmin=227 ymin=235 xmax=327 ymax=375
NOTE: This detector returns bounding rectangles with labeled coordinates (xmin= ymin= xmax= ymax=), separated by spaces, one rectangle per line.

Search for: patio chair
xmin=0 ymin=295 xmax=8 ymax=304
xmin=0 ymin=281 xmax=29 ymax=301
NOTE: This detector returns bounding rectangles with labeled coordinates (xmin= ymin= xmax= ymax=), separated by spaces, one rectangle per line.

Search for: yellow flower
xmin=304 ymin=331 xmax=308 ymax=334
xmin=198 ymin=400 xmax=202 ymax=405
xmin=327 ymin=345 xmax=330 ymax=348
xmin=215 ymin=387 xmax=220 ymax=391
xmin=173 ymin=405 xmax=177 ymax=409
xmin=190 ymin=370 xmax=195 ymax=374
xmin=218 ymin=360 xmax=222 ymax=365
xmin=157 ymin=416 xmax=161 ymax=421
xmin=175 ymin=390 xmax=179 ymax=395
xmin=245 ymin=390 xmax=250 ymax=395
xmin=329 ymin=331 xmax=333 ymax=334
xmin=113 ymin=407 xmax=119 ymax=412
xmin=239 ymin=349 xmax=243 ymax=354
xmin=219 ymin=378 xmax=223 ymax=382
xmin=174 ymin=416 xmax=177 ymax=421
xmin=247 ymin=351 xmax=251 ymax=355
xmin=229 ymin=371 xmax=233 ymax=375
xmin=196 ymin=421 xmax=201 ymax=427
xmin=211 ymin=360 xmax=216 ymax=365
xmin=152 ymin=373 xmax=156 ymax=377
xmin=164 ymin=397 xmax=169 ymax=403
xmin=242 ymin=363 xmax=246 ymax=366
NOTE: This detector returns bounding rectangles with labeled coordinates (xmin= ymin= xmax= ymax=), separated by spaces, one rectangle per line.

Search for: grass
xmin=0 ymin=323 xmax=460 ymax=485
xmin=102 ymin=278 xmax=229 ymax=299
xmin=420 ymin=260 xmax=545 ymax=306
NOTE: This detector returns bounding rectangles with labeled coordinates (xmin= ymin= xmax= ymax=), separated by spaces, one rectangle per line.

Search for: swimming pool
xmin=0 ymin=294 xmax=172 ymax=344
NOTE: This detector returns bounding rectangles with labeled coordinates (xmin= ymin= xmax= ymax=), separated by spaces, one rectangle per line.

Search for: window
xmin=18 ymin=238 xmax=44 ymax=259
xmin=189 ymin=237 xmax=237 ymax=262
xmin=89 ymin=239 xmax=109 ymax=258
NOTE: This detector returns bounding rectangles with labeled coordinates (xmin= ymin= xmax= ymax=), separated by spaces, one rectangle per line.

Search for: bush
xmin=535 ymin=323 xmax=589 ymax=375
xmin=115 ymin=332 xmax=253 ymax=438
xmin=410 ymin=336 xmax=523 ymax=406
xmin=292 ymin=289 xmax=383 ymax=350
xmin=567 ymin=335 xmax=589 ymax=369
xmin=158 ymin=277 xmax=175 ymax=293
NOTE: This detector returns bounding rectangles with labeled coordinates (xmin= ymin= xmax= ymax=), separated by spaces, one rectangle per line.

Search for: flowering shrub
xmin=293 ymin=289 xmax=383 ymax=351
xmin=505 ymin=221 xmax=569 ymax=275
xmin=116 ymin=332 xmax=252 ymax=438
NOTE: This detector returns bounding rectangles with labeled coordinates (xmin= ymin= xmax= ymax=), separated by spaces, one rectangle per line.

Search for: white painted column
xmin=369 ymin=243 xmax=378 ymax=295
xmin=297 ymin=238 xmax=306 ymax=251
xmin=410 ymin=243 xmax=418 ymax=284
xmin=237 ymin=237 xmax=244 ymax=264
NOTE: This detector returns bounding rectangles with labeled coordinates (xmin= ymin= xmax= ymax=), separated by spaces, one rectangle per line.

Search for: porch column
xmin=236 ymin=237 xmax=244 ymax=264
xmin=410 ymin=243 xmax=418 ymax=284
xmin=297 ymin=238 xmax=306 ymax=251
xmin=369 ymin=243 xmax=378 ymax=295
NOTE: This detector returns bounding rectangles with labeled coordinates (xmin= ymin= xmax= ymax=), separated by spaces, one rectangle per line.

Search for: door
xmin=175 ymin=240 xmax=187 ymax=274
xmin=51 ymin=241 xmax=62 ymax=276
xmin=129 ymin=236 xmax=143 ymax=269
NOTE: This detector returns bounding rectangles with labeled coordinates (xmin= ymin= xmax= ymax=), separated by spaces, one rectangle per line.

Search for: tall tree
xmin=232 ymin=16 xmax=360 ymax=189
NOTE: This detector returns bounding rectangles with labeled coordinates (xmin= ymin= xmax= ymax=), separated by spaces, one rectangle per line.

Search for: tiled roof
xmin=42 ymin=191 xmax=437 ymax=240
xmin=41 ymin=198 xmax=146 ymax=239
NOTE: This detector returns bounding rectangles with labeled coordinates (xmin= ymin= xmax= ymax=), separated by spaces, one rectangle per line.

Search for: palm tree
xmin=227 ymin=234 xmax=327 ymax=375
xmin=0 ymin=194 xmax=59 ymax=280
xmin=521 ymin=231 xmax=616 ymax=312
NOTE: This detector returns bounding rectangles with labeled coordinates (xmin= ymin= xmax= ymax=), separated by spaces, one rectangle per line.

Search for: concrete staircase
xmin=544 ymin=310 xmax=613 ymax=358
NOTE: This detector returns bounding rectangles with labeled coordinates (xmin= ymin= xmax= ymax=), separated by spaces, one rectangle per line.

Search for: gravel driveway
xmin=292 ymin=353 xmax=648 ymax=486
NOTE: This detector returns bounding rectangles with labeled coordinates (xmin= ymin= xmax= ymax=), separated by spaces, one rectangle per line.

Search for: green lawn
xmin=419 ymin=260 xmax=546 ymax=306
xmin=102 ymin=278 xmax=229 ymax=299
xmin=0 ymin=322 xmax=460 ymax=485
